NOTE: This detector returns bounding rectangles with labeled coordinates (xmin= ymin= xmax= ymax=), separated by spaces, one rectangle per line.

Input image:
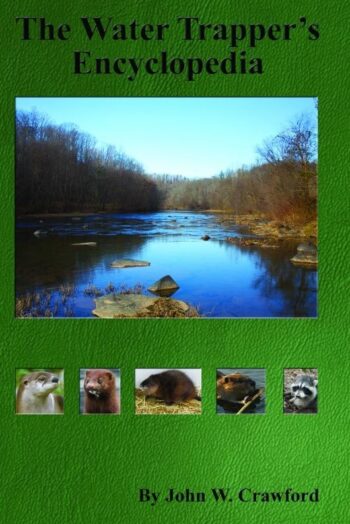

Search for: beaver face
xmin=21 ymin=372 xmax=59 ymax=397
xmin=84 ymin=370 xmax=114 ymax=398
xmin=140 ymin=376 xmax=160 ymax=397
xmin=217 ymin=373 xmax=256 ymax=402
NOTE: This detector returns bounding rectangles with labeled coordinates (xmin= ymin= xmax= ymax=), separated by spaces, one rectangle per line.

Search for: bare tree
xmin=257 ymin=115 xmax=317 ymax=176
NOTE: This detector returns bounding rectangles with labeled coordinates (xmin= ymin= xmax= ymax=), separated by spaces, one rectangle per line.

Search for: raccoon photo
xmin=284 ymin=369 xmax=318 ymax=414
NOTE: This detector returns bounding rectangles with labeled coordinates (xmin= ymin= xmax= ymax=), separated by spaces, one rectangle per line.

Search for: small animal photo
xmin=216 ymin=369 xmax=265 ymax=414
xmin=16 ymin=369 xmax=64 ymax=415
xmin=135 ymin=369 xmax=201 ymax=415
xmin=284 ymin=368 xmax=318 ymax=414
xmin=80 ymin=369 xmax=120 ymax=415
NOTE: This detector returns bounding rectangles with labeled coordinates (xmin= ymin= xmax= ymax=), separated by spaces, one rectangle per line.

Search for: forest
xmin=157 ymin=115 xmax=317 ymax=224
xmin=16 ymin=110 xmax=161 ymax=214
xmin=16 ymin=109 xmax=317 ymax=225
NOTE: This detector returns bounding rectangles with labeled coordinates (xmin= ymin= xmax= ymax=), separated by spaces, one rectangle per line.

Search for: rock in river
xmin=148 ymin=275 xmax=180 ymax=296
xmin=92 ymin=293 xmax=193 ymax=318
xmin=201 ymin=235 xmax=210 ymax=241
xmin=33 ymin=229 xmax=48 ymax=237
xmin=290 ymin=242 xmax=317 ymax=267
xmin=111 ymin=259 xmax=150 ymax=268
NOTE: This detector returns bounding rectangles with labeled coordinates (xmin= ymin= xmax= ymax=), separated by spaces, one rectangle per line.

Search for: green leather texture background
xmin=1 ymin=1 xmax=349 ymax=522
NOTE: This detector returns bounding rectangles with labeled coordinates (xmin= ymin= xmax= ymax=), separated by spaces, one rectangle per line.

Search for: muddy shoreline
xmin=220 ymin=214 xmax=317 ymax=246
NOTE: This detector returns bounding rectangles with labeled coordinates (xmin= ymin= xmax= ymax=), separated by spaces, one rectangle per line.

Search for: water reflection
xmin=15 ymin=234 xmax=149 ymax=289
xmin=249 ymin=244 xmax=317 ymax=317
xmin=16 ymin=211 xmax=317 ymax=318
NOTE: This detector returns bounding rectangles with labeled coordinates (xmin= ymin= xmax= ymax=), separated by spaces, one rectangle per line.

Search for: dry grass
xmin=135 ymin=389 xmax=201 ymax=415
xmin=16 ymin=283 xmax=200 ymax=318
xmin=83 ymin=284 xmax=103 ymax=297
xmin=59 ymin=284 xmax=76 ymax=297
xmin=136 ymin=298 xmax=200 ymax=318
xmin=119 ymin=283 xmax=144 ymax=295
xmin=16 ymin=286 xmax=75 ymax=318
xmin=105 ymin=282 xmax=116 ymax=294
xmin=16 ymin=291 xmax=53 ymax=317
xmin=230 ymin=212 xmax=317 ymax=240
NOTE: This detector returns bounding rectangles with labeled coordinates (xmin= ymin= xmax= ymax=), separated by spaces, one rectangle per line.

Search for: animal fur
xmin=217 ymin=372 xmax=257 ymax=404
xmin=16 ymin=371 xmax=63 ymax=414
xmin=84 ymin=369 xmax=119 ymax=414
xmin=140 ymin=370 xmax=200 ymax=406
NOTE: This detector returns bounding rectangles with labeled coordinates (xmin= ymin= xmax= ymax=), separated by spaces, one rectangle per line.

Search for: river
xmin=15 ymin=211 xmax=317 ymax=318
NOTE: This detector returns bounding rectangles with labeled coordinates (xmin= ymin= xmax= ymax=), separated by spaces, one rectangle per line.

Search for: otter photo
xmin=16 ymin=369 xmax=64 ymax=415
xmin=80 ymin=369 xmax=120 ymax=415
xmin=284 ymin=368 xmax=318 ymax=414
xmin=15 ymin=97 xmax=318 ymax=318
xmin=217 ymin=369 xmax=266 ymax=414
xmin=135 ymin=369 xmax=201 ymax=414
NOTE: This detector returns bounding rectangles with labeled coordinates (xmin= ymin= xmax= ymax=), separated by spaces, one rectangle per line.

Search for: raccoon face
xmin=290 ymin=375 xmax=317 ymax=409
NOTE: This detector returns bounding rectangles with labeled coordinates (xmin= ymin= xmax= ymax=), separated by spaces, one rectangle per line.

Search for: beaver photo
xmin=216 ymin=371 xmax=257 ymax=403
xmin=83 ymin=369 xmax=119 ymax=414
xmin=16 ymin=371 xmax=64 ymax=415
xmin=140 ymin=370 xmax=201 ymax=406
xmin=216 ymin=369 xmax=266 ymax=414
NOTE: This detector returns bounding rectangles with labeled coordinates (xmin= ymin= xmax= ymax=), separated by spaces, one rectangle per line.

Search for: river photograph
xmin=15 ymin=98 xmax=318 ymax=318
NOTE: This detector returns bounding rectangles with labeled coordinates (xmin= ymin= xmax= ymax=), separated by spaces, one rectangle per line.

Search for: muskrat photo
xmin=284 ymin=368 xmax=318 ymax=414
xmin=80 ymin=369 xmax=120 ymax=415
xmin=216 ymin=369 xmax=266 ymax=414
xmin=135 ymin=369 xmax=201 ymax=415
xmin=16 ymin=369 xmax=64 ymax=415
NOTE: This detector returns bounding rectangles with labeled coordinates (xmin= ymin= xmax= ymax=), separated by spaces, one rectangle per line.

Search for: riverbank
xmin=234 ymin=214 xmax=317 ymax=239
xmin=215 ymin=213 xmax=317 ymax=243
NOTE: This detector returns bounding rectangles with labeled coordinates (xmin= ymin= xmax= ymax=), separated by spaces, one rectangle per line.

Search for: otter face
xmin=290 ymin=375 xmax=317 ymax=409
xmin=217 ymin=373 xmax=256 ymax=402
xmin=21 ymin=372 xmax=59 ymax=397
xmin=140 ymin=376 xmax=159 ymax=397
xmin=84 ymin=370 xmax=114 ymax=398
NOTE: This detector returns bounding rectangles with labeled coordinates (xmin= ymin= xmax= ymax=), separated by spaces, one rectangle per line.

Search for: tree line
xmin=16 ymin=109 xmax=317 ymax=223
xmin=16 ymin=110 xmax=161 ymax=214
xmin=162 ymin=115 xmax=317 ymax=223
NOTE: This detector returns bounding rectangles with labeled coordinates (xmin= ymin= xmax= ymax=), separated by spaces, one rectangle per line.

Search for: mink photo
xmin=15 ymin=97 xmax=317 ymax=318
xmin=80 ymin=369 xmax=120 ymax=415
xmin=135 ymin=369 xmax=201 ymax=414
xmin=16 ymin=369 xmax=64 ymax=415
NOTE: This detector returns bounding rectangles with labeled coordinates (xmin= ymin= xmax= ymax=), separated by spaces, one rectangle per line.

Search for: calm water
xmin=16 ymin=211 xmax=317 ymax=318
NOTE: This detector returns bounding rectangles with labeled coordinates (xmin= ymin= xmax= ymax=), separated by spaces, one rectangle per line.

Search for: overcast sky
xmin=16 ymin=97 xmax=317 ymax=179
